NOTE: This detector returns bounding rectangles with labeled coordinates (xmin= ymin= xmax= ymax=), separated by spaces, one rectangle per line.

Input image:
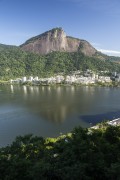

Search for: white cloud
xmin=97 ymin=49 xmax=120 ymax=57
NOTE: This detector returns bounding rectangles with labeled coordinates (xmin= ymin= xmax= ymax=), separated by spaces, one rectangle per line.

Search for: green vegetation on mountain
xmin=0 ymin=44 xmax=120 ymax=80
xmin=0 ymin=124 xmax=120 ymax=179
xmin=108 ymin=56 xmax=120 ymax=63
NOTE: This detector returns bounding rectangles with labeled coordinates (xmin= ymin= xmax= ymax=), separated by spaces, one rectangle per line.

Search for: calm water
xmin=0 ymin=85 xmax=120 ymax=146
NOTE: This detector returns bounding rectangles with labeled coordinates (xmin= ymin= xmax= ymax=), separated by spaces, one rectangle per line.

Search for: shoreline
xmin=1 ymin=81 xmax=120 ymax=87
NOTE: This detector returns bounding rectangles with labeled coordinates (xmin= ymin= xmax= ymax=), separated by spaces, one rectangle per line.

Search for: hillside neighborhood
xmin=10 ymin=70 xmax=120 ymax=85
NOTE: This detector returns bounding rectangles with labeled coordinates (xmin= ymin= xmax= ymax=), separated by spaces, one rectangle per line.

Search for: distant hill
xmin=20 ymin=27 xmax=97 ymax=56
xmin=0 ymin=46 xmax=120 ymax=80
xmin=0 ymin=28 xmax=120 ymax=80
xmin=0 ymin=44 xmax=17 ymax=51
xmin=108 ymin=56 xmax=120 ymax=63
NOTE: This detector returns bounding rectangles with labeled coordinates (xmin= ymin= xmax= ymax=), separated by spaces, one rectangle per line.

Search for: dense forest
xmin=0 ymin=123 xmax=120 ymax=179
xmin=0 ymin=44 xmax=120 ymax=80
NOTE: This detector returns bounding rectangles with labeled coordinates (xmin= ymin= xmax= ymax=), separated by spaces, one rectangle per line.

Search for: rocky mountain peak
xmin=20 ymin=28 xmax=97 ymax=56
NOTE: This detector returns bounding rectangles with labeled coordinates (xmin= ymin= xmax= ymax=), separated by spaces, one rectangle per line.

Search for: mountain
xmin=0 ymin=28 xmax=120 ymax=80
xmin=20 ymin=27 xmax=97 ymax=56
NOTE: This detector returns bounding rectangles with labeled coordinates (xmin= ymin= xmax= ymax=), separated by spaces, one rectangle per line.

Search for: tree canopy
xmin=0 ymin=124 xmax=120 ymax=179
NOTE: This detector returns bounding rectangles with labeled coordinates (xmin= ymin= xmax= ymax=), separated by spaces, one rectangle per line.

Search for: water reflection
xmin=81 ymin=110 xmax=120 ymax=125
xmin=9 ymin=85 xmax=82 ymax=123
xmin=23 ymin=86 xmax=27 ymax=96
xmin=23 ymin=86 xmax=76 ymax=123
xmin=10 ymin=85 xmax=14 ymax=93
xmin=1 ymin=85 xmax=120 ymax=146
xmin=7 ymin=85 xmax=120 ymax=124
xmin=41 ymin=105 xmax=67 ymax=123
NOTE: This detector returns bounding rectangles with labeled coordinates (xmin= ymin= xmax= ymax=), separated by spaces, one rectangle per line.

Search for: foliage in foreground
xmin=0 ymin=124 xmax=120 ymax=180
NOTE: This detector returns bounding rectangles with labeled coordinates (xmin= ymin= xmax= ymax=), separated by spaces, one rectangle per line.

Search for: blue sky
xmin=0 ymin=0 xmax=120 ymax=56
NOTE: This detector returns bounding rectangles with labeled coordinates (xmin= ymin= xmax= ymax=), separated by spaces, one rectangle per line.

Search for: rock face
xmin=20 ymin=28 xmax=97 ymax=56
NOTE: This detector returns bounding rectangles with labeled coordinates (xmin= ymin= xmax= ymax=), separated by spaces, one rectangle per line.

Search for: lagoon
xmin=0 ymin=85 xmax=120 ymax=146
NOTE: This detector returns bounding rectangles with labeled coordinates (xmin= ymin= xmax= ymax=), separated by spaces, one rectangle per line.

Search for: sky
xmin=0 ymin=0 xmax=120 ymax=56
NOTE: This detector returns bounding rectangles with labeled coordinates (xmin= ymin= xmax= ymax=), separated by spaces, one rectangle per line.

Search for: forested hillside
xmin=0 ymin=44 xmax=120 ymax=80
xmin=108 ymin=56 xmax=120 ymax=63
